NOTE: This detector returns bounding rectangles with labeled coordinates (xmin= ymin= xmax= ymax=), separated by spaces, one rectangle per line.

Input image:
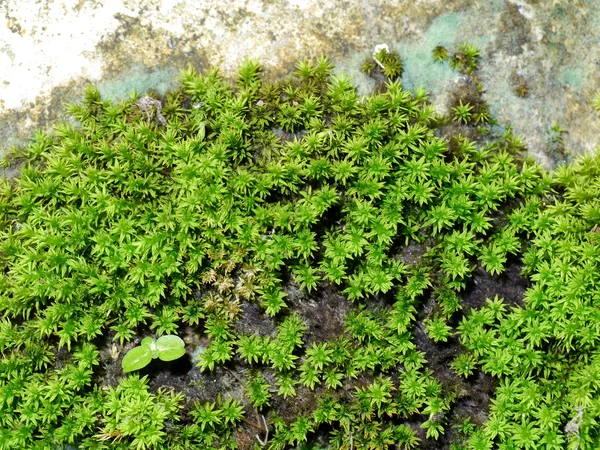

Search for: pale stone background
xmin=2 ymin=0 xmax=600 ymax=175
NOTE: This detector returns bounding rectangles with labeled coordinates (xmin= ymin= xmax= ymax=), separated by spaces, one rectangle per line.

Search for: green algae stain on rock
xmin=96 ymin=64 xmax=179 ymax=102
xmin=423 ymin=12 xmax=466 ymax=48
xmin=334 ymin=10 xmax=471 ymax=100
xmin=558 ymin=65 xmax=585 ymax=90
xmin=395 ymin=12 xmax=478 ymax=114
xmin=398 ymin=13 xmax=466 ymax=94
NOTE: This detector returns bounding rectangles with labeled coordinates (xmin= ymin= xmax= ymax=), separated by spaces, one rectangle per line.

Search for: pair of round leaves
xmin=122 ymin=335 xmax=186 ymax=373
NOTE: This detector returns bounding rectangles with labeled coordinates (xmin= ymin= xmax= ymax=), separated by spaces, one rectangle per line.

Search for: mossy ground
xmin=0 ymin=49 xmax=600 ymax=450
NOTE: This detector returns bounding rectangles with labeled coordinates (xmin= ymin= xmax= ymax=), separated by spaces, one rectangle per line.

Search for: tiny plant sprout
xmin=122 ymin=335 xmax=186 ymax=373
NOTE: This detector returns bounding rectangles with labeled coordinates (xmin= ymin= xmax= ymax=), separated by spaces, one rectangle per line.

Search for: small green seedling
xmin=122 ymin=335 xmax=186 ymax=373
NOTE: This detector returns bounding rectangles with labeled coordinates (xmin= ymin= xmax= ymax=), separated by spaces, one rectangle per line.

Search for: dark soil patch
xmin=398 ymin=240 xmax=431 ymax=266
xmin=408 ymin=259 xmax=517 ymax=449
xmin=92 ymin=324 xmax=245 ymax=422
xmin=451 ymin=371 xmax=497 ymax=427
xmin=412 ymin=317 xmax=497 ymax=449
xmin=146 ymin=363 xmax=246 ymax=422
xmin=413 ymin=320 xmax=460 ymax=386
xmin=94 ymin=330 xmax=131 ymax=388
xmin=285 ymin=281 xmax=352 ymax=344
xmin=89 ymin=257 xmax=526 ymax=449
xmin=271 ymin=381 xmax=331 ymax=422
xmin=234 ymin=300 xmax=277 ymax=337
xmin=461 ymin=256 xmax=529 ymax=311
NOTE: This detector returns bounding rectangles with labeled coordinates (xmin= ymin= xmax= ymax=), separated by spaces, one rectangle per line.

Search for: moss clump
xmin=0 ymin=54 xmax=600 ymax=449
xmin=449 ymin=42 xmax=480 ymax=75
xmin=432 ymin=45 xmax=449 ymax=63
xmin=361 ymin=46 xmax=403 ymax=80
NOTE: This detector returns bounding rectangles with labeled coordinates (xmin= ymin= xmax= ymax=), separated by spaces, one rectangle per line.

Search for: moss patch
xmin=0 ymin=54 xmax=600 ymax=450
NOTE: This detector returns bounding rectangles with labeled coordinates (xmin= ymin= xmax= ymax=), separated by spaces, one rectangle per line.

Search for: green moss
xmin=0 ymin=54 xmax=600 ymax=449
xmin=432 ymin=45 xmax=449 ymax=63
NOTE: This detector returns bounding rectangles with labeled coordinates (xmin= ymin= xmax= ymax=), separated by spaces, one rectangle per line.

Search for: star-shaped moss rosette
xmin=122 ymin=335 xmax=186 ymax=373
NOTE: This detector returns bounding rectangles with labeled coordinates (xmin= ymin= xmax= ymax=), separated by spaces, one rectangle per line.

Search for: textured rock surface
xmin=2 ymin=0 xmax=600 ymax=172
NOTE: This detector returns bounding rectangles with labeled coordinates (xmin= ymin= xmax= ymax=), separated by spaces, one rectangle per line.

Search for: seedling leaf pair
xmin=122 ymin=335 xmax=186 ymax=373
